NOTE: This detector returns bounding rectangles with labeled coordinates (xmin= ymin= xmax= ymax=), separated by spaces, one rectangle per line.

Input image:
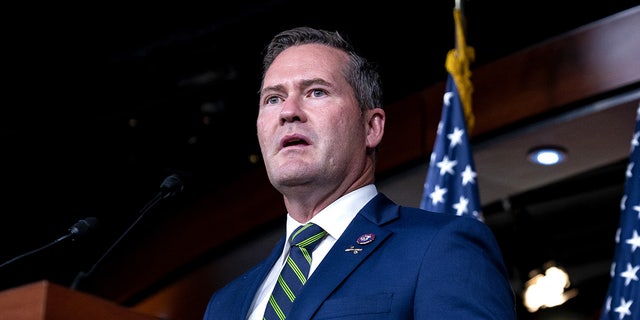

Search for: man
xmin=203 ymin=26 xmax=516 ymax=319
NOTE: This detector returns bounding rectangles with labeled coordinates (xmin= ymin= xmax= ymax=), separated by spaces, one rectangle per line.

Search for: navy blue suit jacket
xmin=204 ymin=193 xmax=517 ymax=319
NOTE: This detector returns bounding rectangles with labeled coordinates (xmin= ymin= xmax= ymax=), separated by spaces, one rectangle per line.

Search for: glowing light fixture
xmin=523 ymin=262 xmax=578 ymax=312
xmin=527 ymin=146 xmax=567 ymax=166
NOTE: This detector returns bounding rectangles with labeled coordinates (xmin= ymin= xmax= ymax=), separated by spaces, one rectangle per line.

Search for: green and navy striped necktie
xmin=263 ymin=222 xmax=327 ymax=320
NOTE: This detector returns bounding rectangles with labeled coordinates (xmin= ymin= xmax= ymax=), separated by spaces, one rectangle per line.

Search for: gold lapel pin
xmin=345 ymin=246 xmax=363 ymax=254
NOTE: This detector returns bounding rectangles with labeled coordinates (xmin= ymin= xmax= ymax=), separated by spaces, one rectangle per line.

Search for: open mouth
xmin=280 ymin=133 xmax=312 ymax=150
xmin=283 ymin=137 xmax=309 ymax=147
xmin=281 ymin=134 xmax=310 ymax=149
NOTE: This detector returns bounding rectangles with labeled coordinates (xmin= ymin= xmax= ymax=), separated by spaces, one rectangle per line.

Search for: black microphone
xmin=0 ymin=217 xmax=99 ymax=269
xmin=69 ymin=217 xmax=99 ymax=238
xmin=70 ymin=174 xmax=184 ymax=290
xmin=159 ymin=173 xmax=184 ymax=199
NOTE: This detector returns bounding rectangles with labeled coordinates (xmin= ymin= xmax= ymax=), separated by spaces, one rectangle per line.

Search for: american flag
xmin=419 ymin=7 xmax=483 ymax=221
xmin=419 ymin=75 xmax=482 ymax=221
xmin=600 ymin=103 xmax=640 ymax=320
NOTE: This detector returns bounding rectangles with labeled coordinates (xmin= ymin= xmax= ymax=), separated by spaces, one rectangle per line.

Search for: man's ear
xmin=365 ymin=108 xmax=385 ymax=149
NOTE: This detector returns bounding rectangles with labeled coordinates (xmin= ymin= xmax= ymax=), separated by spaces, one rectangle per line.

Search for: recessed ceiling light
xmin=528 ymin=146 xmax=567 ymax=166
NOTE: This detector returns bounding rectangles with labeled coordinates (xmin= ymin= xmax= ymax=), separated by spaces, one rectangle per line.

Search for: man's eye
xmin=311 ymin=89 xmax=326 ymax=98
xmin=266 ymin=96 xmax=281 ymax=104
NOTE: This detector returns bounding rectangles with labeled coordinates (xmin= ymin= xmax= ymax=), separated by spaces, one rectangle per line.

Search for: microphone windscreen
xmin=159 ymin=174 xmax=184 ymax=198
xmin=69 ymin=217 xmax=99 ymax=237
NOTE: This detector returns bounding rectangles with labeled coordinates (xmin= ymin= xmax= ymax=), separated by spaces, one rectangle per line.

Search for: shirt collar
xmin=285 ymin=184 xmax=378 ymax=244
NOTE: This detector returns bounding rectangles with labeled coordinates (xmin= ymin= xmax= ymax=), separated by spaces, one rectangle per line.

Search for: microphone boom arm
xmin=0 ymin=217 xmax=98 ymax=269
xmin=70 ymin=174 xmax=183 ymax=290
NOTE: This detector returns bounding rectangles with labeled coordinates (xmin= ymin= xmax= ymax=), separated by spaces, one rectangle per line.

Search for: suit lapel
xmin=238 ymin=236 xmax=286 ymax=316
xmin=287 ymin=194 xmax=399 ymax=319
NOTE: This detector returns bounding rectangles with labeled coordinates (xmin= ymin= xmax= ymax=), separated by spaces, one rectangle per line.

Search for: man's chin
xmin=270 ymin=173 xmax=316 ymax=190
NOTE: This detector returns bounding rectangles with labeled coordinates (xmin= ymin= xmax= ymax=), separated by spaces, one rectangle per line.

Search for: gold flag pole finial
xmin=446 ymin=0 xmax=475 ymax=133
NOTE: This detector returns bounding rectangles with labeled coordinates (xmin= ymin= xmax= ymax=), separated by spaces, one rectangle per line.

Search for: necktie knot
xmin=289 ymin=222 xmax=327 ymax=252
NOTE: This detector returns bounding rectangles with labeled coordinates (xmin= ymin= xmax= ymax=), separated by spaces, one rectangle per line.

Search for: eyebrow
xmin=260 ymin=84 xmax=286 ymax=97
xmin=300 ymin=78 xmax=332 ymax=89
xmin=261 ymin=78 xmax=334 ymax=96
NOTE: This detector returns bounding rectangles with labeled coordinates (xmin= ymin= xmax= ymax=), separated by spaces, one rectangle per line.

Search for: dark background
xmin=2 ymin=1 xmax=639 ymax=319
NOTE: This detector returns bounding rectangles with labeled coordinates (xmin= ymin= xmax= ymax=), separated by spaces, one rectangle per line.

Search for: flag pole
xmin=447 ymin=1 xmax=475 ymax=133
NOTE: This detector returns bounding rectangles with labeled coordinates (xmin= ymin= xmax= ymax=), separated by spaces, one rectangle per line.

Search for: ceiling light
xmin=527 ymin=146 xmax=567 ymax=166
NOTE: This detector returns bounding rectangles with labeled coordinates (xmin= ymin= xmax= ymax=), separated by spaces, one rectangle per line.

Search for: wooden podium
xmin=0 ymin=280 xmax=158 ymax=320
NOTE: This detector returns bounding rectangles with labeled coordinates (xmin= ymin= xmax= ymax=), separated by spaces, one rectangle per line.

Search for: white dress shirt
xmin=246 ymin=184 xmax=378 ymax=320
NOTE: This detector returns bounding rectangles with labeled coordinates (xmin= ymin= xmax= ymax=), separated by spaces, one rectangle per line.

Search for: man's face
xmin=257 ymin=44 xmax=368 ymax=193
